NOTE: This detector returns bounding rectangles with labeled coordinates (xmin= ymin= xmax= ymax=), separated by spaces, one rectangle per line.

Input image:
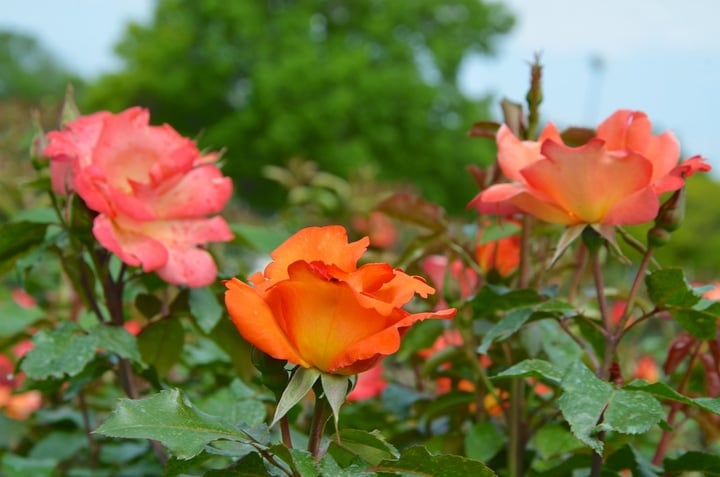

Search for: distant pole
xmin=584 ymin=53 xmax=605 ymax=124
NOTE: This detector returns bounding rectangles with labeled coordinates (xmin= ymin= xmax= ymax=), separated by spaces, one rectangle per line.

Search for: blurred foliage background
xmin=1 ymin=0 xmax=719 ymax=278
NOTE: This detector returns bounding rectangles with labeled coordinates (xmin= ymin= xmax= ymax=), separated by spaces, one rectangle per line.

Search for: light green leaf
xmin=271 ymin=367 xmax=321 ymax=427
xmin=321 ymin=373 xmax=351 ymax=435
xmin=557 ymin=362 xmax=664 ymax=454
xmin=189 ymin=287 xmax=224 ymax=334
xmin=330 ymin=429 xmax=399 ymax=466
xmin=95 ymin=389 xmax=250 ymax=460
xmin=0 ymin=297 xmax=45 ymax=337
xmin=529 ymin=424 xmax=584 ymax=460
xmin=624 ymin=380 xmax=720 ymax=415
xmin=21 ymin=322 xmax=97 ymax=380
xmin=1 ymin=454 xmax=57 ymax=477
xmin=375 ymin=446 xmax=496 ymax=476
xmin=88 ymin=325 xmax=145 ymax=367
xmin=494 ymin=359 xmax=563 ymax=385
xmin=270 ymin=445 xmax=318 ymax=477
xmin=671 ymin=302 xmax=719 ymax=339
xmin=464 ymin=421 xmax=505 ymax=462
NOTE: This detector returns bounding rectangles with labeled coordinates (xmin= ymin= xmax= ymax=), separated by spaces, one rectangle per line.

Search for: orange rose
xmin=224 ymin=226 xmax=455 ymax=375
xmin=469 ymin=110 xmax=710 ymax=226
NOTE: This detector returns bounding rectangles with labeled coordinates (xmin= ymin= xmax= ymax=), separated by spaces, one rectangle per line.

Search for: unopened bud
xmin=655 ymin=188 xmax=686 ymax=232
xmin=647 ymin=226 xmax=671 ymax=248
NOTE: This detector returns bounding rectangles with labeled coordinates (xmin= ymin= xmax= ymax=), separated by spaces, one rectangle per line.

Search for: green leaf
xmin=494 ymin=359 xmax=563 ymax=385
xmin=663 ymin=451 xmax=720 ymax=475
xmin=197 ymin=388 xmax=266 ymax=428
xmin=270 ymin=445 xmax=318 ymax=477
xmin=396 ymin=319 xmax=444 ymax=361
xmin=645 ymin=268 xmax=699 ymax=308
xmin=0 ymin=221 xmax=49 ymax=273
xmin=1 ymin=454 xmax=57 ymax=477
xmin=671 ymin=302 xmax=719 ymax=339
xmin=605 ymin=444 xmax=659 ymax=477
xmin=229 ymin=223 xmax=288 ymax=253
xmin=464 ymin=421 xmax=505 ymax=462
xmin=271 ymin=367 xmax=321 ymax=427
xmin=529 ymin=424 xmax=584 ymax=460
xmin=375 ymin=446 xmax=496 ymax=476
xmin=0 ymin=296 xmax=45 ymax=337
xmin=329 ymin=429 xmax=399 ymax=466
xmin=204 ymin=452 xmax=269 ymax=476
xmin=137 ymin=318 xmax=185 ymax=376
xmin=95 ymin=389 xmax=250 ymax=460
xmin=21 ymin=322 xmax=97 ymax=380
xmin=319 ymin=453 xmax=374 ymax=477
xmin=557 ymin=362 xmax=664 ymax=454
xmin=477 ymin=221 xmax=521 ymax=244
xmin=321 ymin=373 xmax=351 ymax=435
xmin=29 ymin=431 xmax=87 ymax=461
xmin=88 ymin=325 xmax=145 ymax=366
xmin=134 ymin=293 xmax=162 ymax=319
xmin=624 ymin=380 xmax=720 ymax=415
xmin=189 ymin=287 xmax=224 ymax=334
xmin=470 ymin=285 xmax=544 ymax=317
xmin=478 ymin=307 xmax=533 ymax=354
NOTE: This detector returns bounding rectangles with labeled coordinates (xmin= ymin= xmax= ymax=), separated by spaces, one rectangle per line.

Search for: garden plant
xmin=1 ymin=57 xmax=720 ymax=477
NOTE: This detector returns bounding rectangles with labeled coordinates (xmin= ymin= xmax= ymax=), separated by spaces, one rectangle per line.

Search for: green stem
xmin=616 ymin=248 xmax=654 ymax=333
xmin=307 ymin=393 xmax=328 ymax=459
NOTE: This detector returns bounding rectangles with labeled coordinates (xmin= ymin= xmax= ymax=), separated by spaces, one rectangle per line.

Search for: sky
xmin=2 ymin=0 xmax=719 ymax=171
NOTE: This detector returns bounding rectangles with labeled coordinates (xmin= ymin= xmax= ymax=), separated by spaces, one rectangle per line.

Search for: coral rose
xmin=45 ymin=107 xmax=234 ymax=287
xmin=469 ymin=110 xmax=710 ymax=226
xmin=224 ymin=226 xmax=456 ymax=375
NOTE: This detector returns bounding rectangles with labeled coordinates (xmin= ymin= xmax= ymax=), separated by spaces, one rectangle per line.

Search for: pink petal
xmin=149 ymin=165 xmax=233 ymax=219
xmin=496 ymin=123 xmax=562 ymax=183
xmin=93 ymin=215 xmax=168 ymax=271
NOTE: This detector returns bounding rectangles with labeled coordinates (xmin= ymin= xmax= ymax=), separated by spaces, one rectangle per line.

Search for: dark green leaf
xmin=478 ymin=307 xmax=533 ymax=354
xmin=671 ymin=302 xmax=719 ymax=339
xmin=229 ymin=223 xmax=288 ymax=253
xmin=663 ymin=451 xmax=720 ymax=475
xmin=396 ymin=319 xmax=444 ymax=361
xmin=204 ymin=452 xmax=269 ymax=476
xmin=95 ymin=389 xmax=250 ymax=460
xmin=269 ymin=445 xmax=318 ymax=477
xmin=375 ymin=446 xmax=496 ymax=476
xmin=21 ymin=322 xmax=97 ymax=380
xmin=134 ymin=293 xmax=162 ymax=319
xmin=645 ymin=268 xmax=699 ymax=308
xmin=0 ymin=221 xmax=49 ymax=273
xmin=470 ymin=285 xmax=544 ymax=317
xmin=189 ymin=287 xmax=224 ymax=334
xmin=605 ymin=444 xmax=659 ymax=477
xmin=88 ymin=325 xmax=145 ymax=366
xmin=137 ymin=318 xmax=184 ymax=376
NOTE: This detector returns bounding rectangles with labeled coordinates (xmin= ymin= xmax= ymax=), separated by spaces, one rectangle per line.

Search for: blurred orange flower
xmin=476 ymin=222 xmax=521 ymax=277
xmin=225 ymin=226 xmax=455 ymax=375
xmin=469 ymin=110 xmax=709 ymax=226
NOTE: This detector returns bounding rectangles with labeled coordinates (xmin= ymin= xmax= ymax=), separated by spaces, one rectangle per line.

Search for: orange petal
xmin=477 ymin=183 xmax=576 ymax=224
xmin=329 ymin=308 xmax=456 ymax=373
xmin=224 ymin=277 xmax=308 ymax=367
xmin=522 ymin=140 xmax=653 ymax=224
xmin=262 ymin=226 xmax=369 ymax=280
xmin=268 ymin=262 xmax=399 ymax=372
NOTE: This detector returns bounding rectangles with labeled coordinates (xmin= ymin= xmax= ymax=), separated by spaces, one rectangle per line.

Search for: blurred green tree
xmin=83 ymin=0 xmax=513 ymax=211
xmin=0 ymin=30 xmax=81 ymax=100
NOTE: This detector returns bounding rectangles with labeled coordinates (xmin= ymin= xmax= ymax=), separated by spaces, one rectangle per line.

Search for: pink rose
xmin=45 ymin=107 xmax=234 ymax=287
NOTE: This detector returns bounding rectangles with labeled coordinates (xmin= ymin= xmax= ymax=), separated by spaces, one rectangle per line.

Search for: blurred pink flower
xmin=0 ymin=354 xmax=41 ymax=420
xmin=347 ymin=364 xmax=388 ymax=401
xmin=45 ymin=107 xmax=234 ymax=287
xmin=420 ymin=256 xmax=478 ymax=308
